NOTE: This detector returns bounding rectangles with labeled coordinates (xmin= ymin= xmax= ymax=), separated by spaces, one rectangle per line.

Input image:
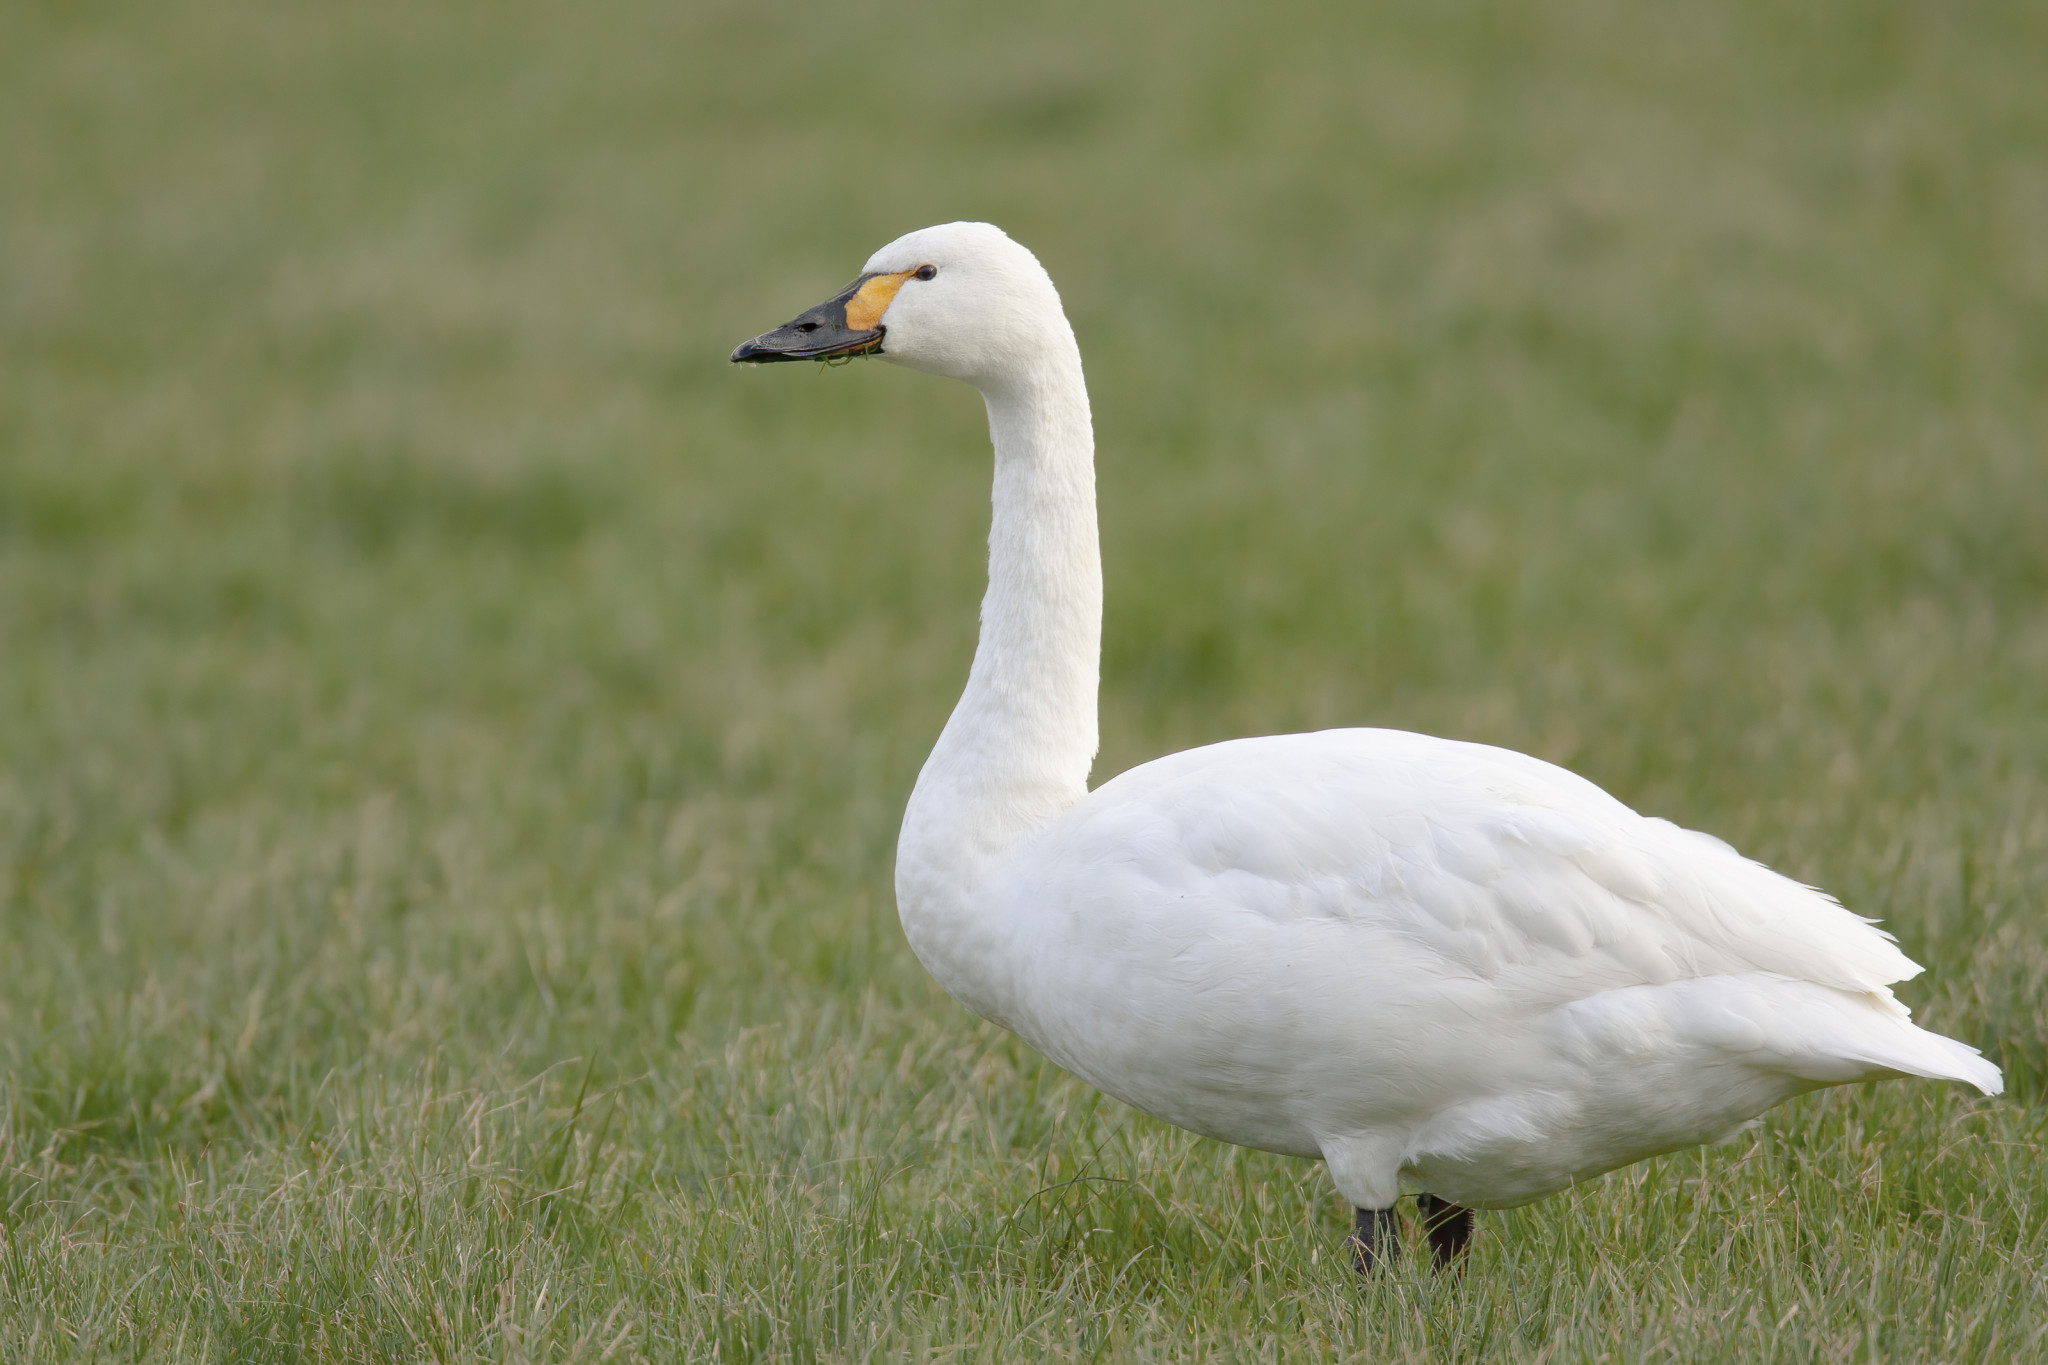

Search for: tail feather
xmin=1836 ymin=1020 xmax=2003 ymax=1096
xmin=1662 ymin=974 xmax=2005 ymax=1096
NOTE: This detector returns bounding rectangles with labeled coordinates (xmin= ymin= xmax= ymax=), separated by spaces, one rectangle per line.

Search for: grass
xmin=2 ymin=0 xmax=2046 ymax=1358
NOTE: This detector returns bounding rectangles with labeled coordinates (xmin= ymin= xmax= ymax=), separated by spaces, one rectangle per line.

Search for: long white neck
xmin=898 ymin=336 xmax=1101 ymax=892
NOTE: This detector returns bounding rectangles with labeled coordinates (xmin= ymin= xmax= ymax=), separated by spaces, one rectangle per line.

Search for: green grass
xmin=3 ymin=0 xmax=2046 ymax=1358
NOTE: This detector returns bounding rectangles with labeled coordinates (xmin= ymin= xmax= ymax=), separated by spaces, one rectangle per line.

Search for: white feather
xmin=818 ymin=221 xmax=2001 ymax=1214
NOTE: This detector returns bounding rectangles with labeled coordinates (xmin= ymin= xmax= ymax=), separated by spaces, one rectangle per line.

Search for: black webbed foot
xmin=1347 ymin=1205 xmax=1400 ymax=1274
xmin=1417 ymin=1193 xmax=1475 ymax=1270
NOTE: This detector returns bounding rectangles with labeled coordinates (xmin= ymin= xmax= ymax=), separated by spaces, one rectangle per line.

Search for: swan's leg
xmin=1347 ymin=1206 xmax=1401 ymax=1274
xmin=1416 ymin=1193 xmax=1475 ymax=1270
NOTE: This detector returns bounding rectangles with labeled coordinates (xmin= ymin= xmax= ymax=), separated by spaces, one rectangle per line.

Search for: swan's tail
xmin=1699 ymin=975 xmax=2004 ymax=1096
xmin=1831 ymin=1014 xmax=2004 ymax=1096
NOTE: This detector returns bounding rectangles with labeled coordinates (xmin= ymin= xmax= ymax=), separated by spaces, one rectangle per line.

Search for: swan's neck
xmin=901 ymin=342 xmax=1101 ymax=879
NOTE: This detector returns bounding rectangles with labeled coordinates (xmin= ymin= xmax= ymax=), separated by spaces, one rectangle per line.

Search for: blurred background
xmin=3 ymin=0 xmax=2045 ymax=1355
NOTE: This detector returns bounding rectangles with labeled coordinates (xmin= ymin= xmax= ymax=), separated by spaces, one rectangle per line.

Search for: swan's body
xmin=733 ymin=222 xmax=1999 ymax=1258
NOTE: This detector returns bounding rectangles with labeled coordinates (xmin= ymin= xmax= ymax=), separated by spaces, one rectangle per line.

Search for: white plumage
xmin=734 ymin=222 xmax=1999 ymax=1254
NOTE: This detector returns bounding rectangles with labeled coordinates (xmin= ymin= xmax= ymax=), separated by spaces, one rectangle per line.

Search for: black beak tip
xmin=729 ymin=329 xmax=883 ymax=365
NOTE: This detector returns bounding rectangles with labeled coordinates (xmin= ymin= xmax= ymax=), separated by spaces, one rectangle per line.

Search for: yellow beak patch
xmin=844 ymin=270 xmax=916 ymax=332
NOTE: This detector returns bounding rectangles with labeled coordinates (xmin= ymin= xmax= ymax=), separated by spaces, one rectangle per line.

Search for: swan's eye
xmin=914 ymin=264 xmax=937 ymax=281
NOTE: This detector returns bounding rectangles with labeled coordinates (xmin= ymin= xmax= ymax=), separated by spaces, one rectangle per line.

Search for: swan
xmin=730 ymin=221 xmax=2001 ymax=1272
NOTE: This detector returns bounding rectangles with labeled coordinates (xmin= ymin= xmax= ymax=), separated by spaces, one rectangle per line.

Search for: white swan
xmin=731 ymin=222 xmax=2001 ymax=1271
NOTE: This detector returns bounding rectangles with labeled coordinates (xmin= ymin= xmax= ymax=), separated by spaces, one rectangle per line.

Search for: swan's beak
xmin=729 ymin=270 xmax=913 ymax=364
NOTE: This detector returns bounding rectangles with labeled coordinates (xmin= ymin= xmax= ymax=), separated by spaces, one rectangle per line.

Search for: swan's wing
xmin=1060 ymin=728 xmax=1922 ymax=1007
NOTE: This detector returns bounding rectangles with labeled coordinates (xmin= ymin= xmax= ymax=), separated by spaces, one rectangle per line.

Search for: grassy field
xmin=4 ymin=0 xmax=2047 ymax=1358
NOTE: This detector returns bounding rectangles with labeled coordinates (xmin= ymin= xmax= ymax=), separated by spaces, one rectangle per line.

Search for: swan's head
xmin=730 ymin=222 xmax=1072 ymax=388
